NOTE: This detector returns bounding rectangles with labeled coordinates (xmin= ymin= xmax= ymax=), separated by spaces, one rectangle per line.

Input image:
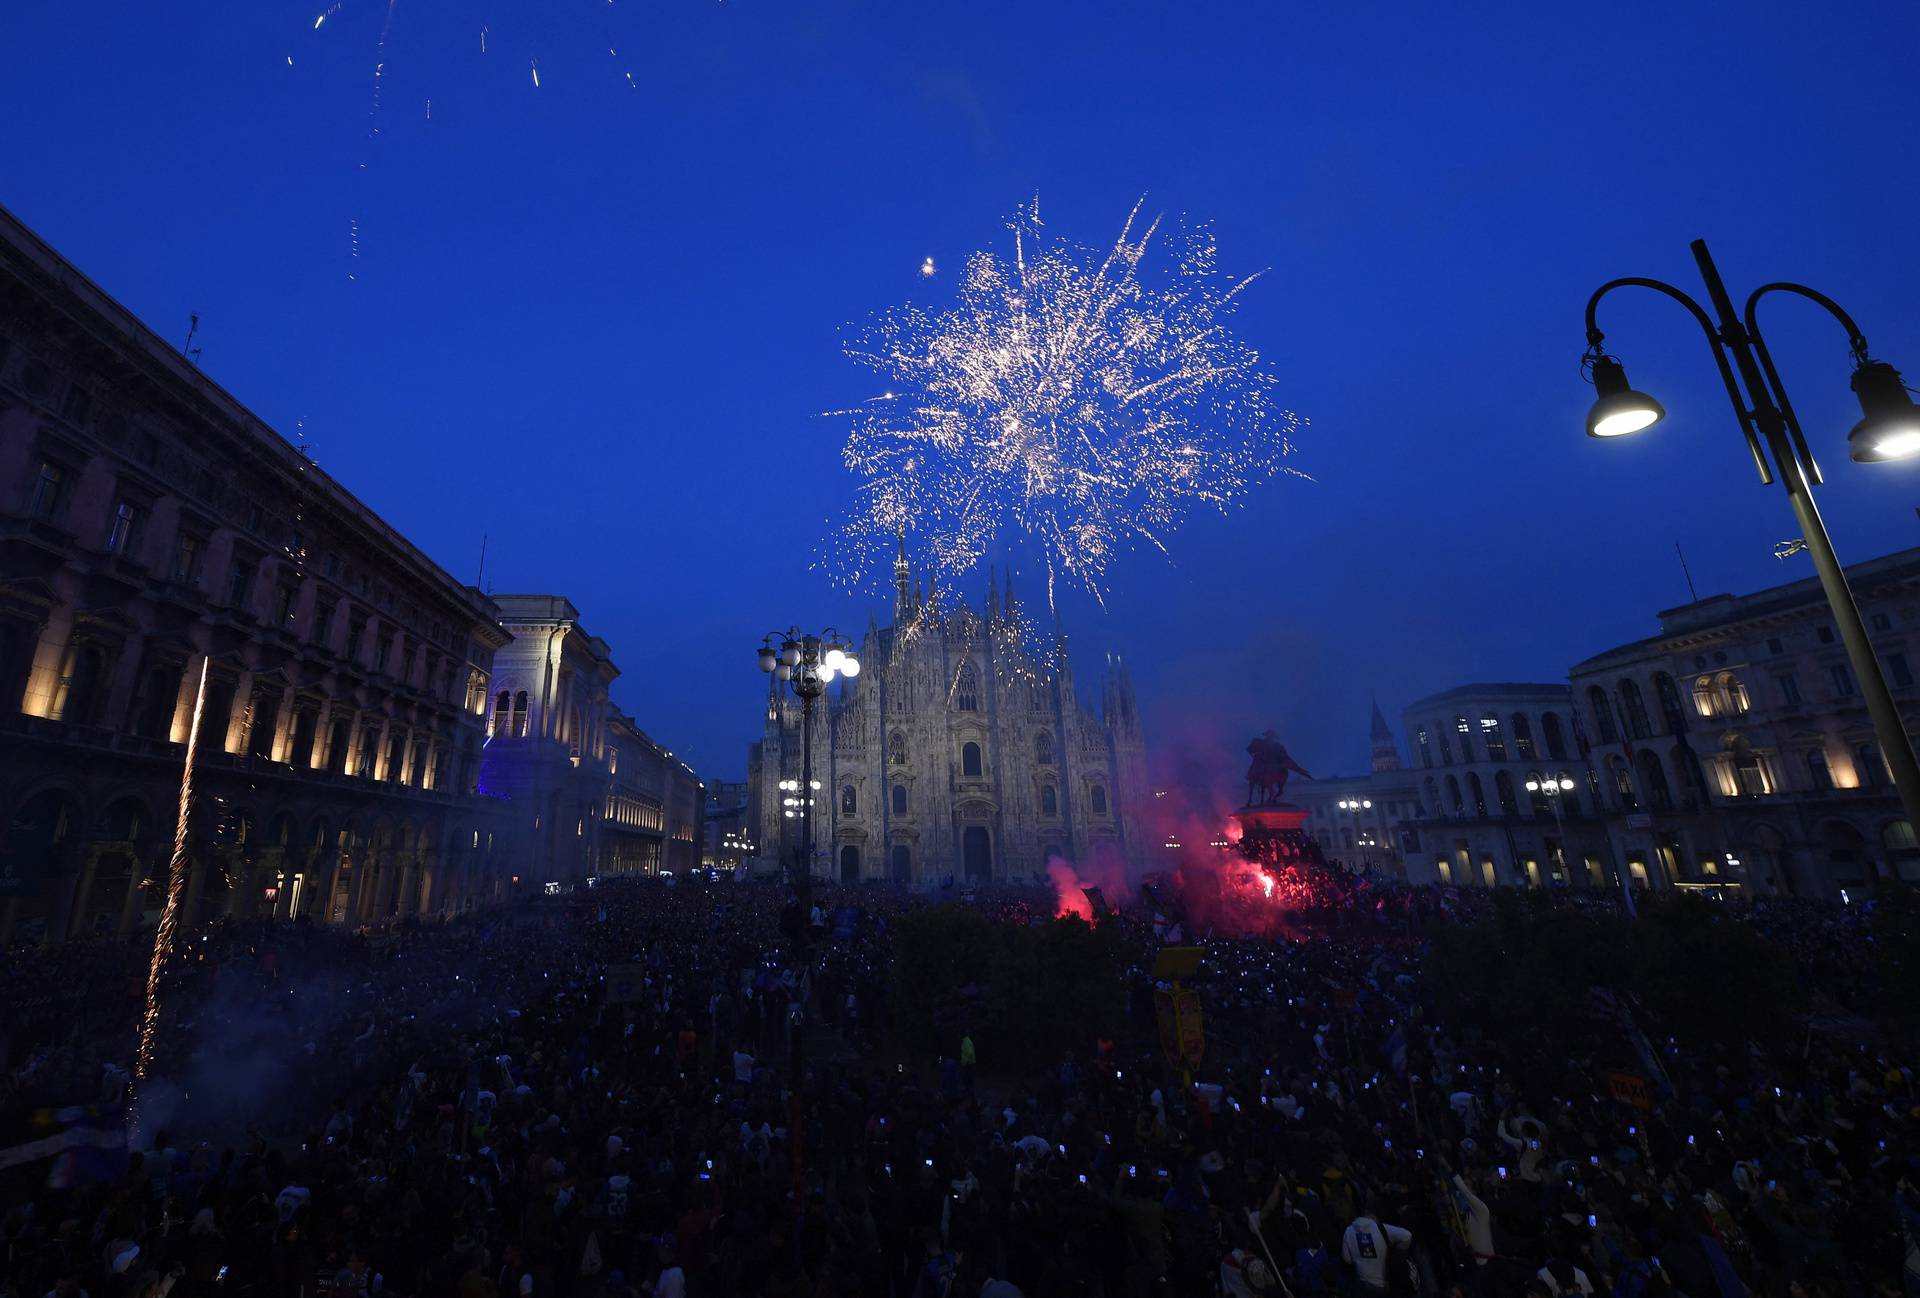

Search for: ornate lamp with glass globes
xmin=755 ymin=628 xmax=860 ymax=901
xmin=1336 ymin=797 xmax=1374 ymax=871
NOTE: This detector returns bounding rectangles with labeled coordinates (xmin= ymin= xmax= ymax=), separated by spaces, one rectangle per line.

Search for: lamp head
xmin=1586 ymin=355 xmax=1665 ymax=439
xmin=780 ymin=639 xmax=801 ymax=668
xmin=1847 ymin=360 xmax=1920 ymax=462
xmin=842 ymin=655 xmax=861 ymax=678
xmin=757 ymin=646 xmax=777 ymax=673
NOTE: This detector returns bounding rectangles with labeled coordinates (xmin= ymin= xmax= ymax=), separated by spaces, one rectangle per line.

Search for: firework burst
xmin=827 ymin=197 xmax=1304 ymax=608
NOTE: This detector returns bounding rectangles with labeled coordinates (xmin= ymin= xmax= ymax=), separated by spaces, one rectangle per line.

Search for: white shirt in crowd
xmin=1341 ymin=1215 xmax=1411 ymax=1292
xmin=1537 ymin=1263 xmax=1595 ymax=1295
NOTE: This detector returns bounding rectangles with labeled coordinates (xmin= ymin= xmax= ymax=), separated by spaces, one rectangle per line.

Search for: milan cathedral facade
xmin=749 ymin=543 xmax=1150 ymax=886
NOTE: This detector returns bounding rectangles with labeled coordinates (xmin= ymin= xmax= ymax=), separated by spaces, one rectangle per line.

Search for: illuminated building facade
xmin=0 ymin=204 xmax=513 ymax=942
xmin=749 ymin=546 xmax=1150 ymax=885
xmin=0 ymin=205 xmax=702 ymax=942
xmin=1562 ymin=547 xmax=1920 ymax=898
xmin=475 ymin=597 xmax=703 ymax=885
xmin=1377 ymin=548 xmax=1920 ymax=899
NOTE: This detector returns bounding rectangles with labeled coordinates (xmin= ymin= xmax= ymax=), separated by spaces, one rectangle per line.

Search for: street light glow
xmin=1585 ymin=356 xmax=1665 ymax=439
xmin=1848 ymin=360 xmax=1920 ymax=462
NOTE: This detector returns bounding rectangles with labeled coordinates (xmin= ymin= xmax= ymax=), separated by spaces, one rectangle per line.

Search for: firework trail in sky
xmin=826 ymin=198 xmax=1304 ymax=610
xmin=136 ymin=658 xmax=210 ymax=1090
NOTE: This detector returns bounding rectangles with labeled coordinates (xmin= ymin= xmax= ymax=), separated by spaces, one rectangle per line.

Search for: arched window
xmin=1481 ymin=714 xmax=1506 ymax=761
xmin=1438 ymin=729 xmax=1455 ymax=765
xmin=1445 ymin=775 xmax=1463 ymax=816
xmin=1090 ymin=784 xmax=1108 ymax=815
xmin=889 ymin=731 xmax=908 ymax=766
xmin=1494 ymin=770 xmax=1518 ymax=817
xmin=1619 ymin=680 xmax=1651 ymax=739
xmin=511 ymin=690 xmax=529 ymax=738
xmin=1467 ymin=773 xmax=1487 ymax=817
xmin=1587 ymin=688 xmax=1619 ymax=744
xmin=1608 ymin=754 xmax=1637 ymax=809
xmin=1541 ymin=712 xmax=1567 ymax=760
xmin=962 ymin=741 xmax=983 ymax=777
xmin=892 ymin=784 xmax=908 ymax=815
xmin=841 ymin=785 xmax=857 ymax=814
xmin=1692 ymin=676 xmax=1718 ymax=718
xmin=1807 ymin=749 xmax=1834 ymax=791
xmin=1424 ymin=776 xmax=1440 ymax=812
xmin=492 ymin=690 xmax=511 ymax=737
xmin=955 ymin=662 xmax=979 ymax=711
xmin=1041 ymin=784 xmax=1058 ymax=815
xmin=1638 ymin=750 xmax=1673 ymax=810
xmin=1718 ymin=672 xmax=1751 ymax=714
xmin=1724 ymin=736 xmax=1772 ymax=797
xmin=1416 ymin=727 xmax=1433 ymax=767
xmin=1653 ymin=673 xmax=1685 ymax=732
xmin=1511 ymin=714 xmax=1536 ymax=760
xmin=891 ymin=844 xmax=912 ymax=882
xmin=1857 ymin=742 xmax=1887 ymax=788
xmin=1035 ymin=731 xmax=1054 ymax=764
xmin=1454 ymin=716 xmax=1474 ymax=762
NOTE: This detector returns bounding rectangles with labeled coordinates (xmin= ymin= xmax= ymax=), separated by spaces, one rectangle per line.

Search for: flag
xmin=1383 ymin=1025 xmax=1408 ymax=1075
xmin=0 ymin=1105 xmax=127 ymax=1186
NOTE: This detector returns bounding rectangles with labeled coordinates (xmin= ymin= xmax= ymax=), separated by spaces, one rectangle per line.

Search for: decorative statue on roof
xmin=1245 ymin=730 xmax=1313 ymax=806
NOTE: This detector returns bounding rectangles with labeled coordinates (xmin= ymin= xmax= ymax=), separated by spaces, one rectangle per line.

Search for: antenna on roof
xmin=183 ymin=313 xmax=203 ymax=365
xmin=476 ymin=532 xmax=489 ymax=589
xmin=1675 ymin=541 xmax=1699 ymax=602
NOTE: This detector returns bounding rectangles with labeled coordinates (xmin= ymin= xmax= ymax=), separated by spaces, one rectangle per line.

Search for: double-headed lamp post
xmin=1524 ymin=775 xmax=1576 ymax=872
xmin=1336 ymin=798 xmax=1373 ymax=870
xmin=1583 ymin=240 xmax=1920 ymax=838
xmin=755 ymin=628 xmax=860 ymax=910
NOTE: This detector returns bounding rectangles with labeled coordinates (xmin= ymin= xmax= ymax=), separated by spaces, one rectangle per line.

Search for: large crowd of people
xmin=1 ymin=867 xmax=1915 ymax=1298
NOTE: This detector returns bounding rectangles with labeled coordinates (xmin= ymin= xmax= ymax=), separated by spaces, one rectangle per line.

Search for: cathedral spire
xmin=894 ymin=524 xmax=911 ymax=621
xmin=1003 ymin=565 xmax=1015 ymax=619
xmin=987 ymin=567 xmax=1000 ymax=621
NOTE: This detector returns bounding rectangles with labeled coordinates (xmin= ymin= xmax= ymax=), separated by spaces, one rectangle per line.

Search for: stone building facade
xmin=474 ymin=596 xmax=704 ymax=887
xmin=749 ymin=548 xmax=1150 ymax=885
xmin=1392 ymin=683 xmax=1595 ymax=888
xmin=1563 ymin=547 xmax=1920 ymax=899
xmin=0 ymin=204 xmax=703 ymax=942
xmin=0 ymin=203 xmax=515 ymax=942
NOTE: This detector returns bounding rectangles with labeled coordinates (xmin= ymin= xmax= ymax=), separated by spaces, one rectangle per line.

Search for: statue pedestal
xmin=1229 ymin=803 xmax=1321 ymax=867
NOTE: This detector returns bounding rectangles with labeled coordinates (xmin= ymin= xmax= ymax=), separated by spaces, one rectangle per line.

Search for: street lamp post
xmin=755 ymin=627 xmax=859 ymax=1186
xmin=756 ymin=628 xmax=861 ymax=919
xmin=1582 ymin=240 xmax=1920 ymax=838
xmin=1336 ymin=797 xmax=1373 ymax=872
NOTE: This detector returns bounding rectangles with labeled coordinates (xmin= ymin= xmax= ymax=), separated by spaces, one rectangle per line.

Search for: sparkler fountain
xmin=136 ymin=656 xmax=211 ymax=1091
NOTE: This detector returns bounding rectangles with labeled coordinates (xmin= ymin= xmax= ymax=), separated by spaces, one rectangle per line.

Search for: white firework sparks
xmin=827 ymin=197 xmax=1304 ymax=609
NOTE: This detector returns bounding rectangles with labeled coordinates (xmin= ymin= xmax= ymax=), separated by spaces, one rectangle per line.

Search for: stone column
xmin=40 ymin=846 xmax=80 ymax=948
xmin=66 ymin=847 xmax=103 ymax=941
xmin=181 ymin=852 xmax=209 ymax=931
xmin=117 ymin=858 xmax=146 ymax=935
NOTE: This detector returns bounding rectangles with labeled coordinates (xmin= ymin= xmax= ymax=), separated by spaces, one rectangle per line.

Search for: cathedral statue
xmin=1245 ymin=730 xmax=1313 ymax=806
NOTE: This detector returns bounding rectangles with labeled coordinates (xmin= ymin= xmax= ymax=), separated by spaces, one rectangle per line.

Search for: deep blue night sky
xmin=4 ymin=2 xmax=1919 ymax=783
